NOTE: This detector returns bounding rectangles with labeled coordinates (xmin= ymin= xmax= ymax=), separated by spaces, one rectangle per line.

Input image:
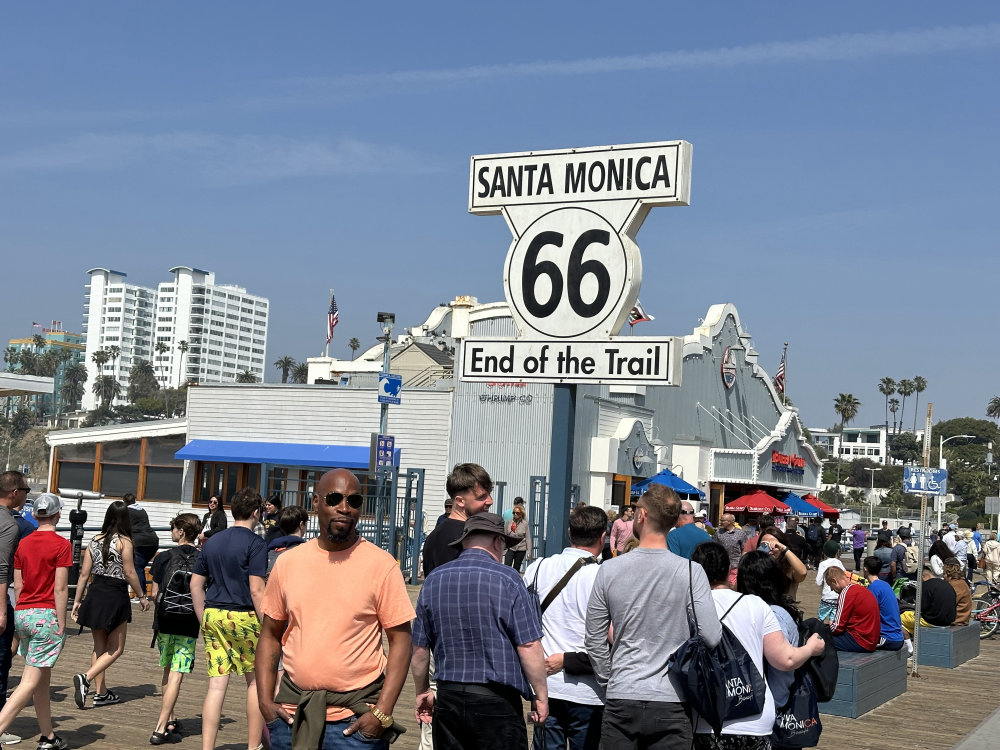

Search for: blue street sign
xmin=378 ymin=372 xmax=402 ymax=405
xmin=903 ymin=467 xmax=948 ymax=496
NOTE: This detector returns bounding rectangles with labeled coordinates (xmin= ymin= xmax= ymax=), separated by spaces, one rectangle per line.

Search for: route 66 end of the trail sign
xmin=468 ymin=140 xmax=691 ymax=341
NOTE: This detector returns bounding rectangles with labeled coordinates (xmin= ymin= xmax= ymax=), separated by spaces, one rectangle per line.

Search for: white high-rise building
xmin=82 ymin=267 xmax=269 ymax=410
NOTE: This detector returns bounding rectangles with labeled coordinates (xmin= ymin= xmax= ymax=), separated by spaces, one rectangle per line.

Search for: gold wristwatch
xmin=370 ymin=707 xmax=393 ymax=728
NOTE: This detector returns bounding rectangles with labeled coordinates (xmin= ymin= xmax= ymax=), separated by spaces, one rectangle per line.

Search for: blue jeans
xmin=532 ymin=698 xmax=603 ymax=750
xmin=0 ymin=599 xmax=13 ymax=711
xmin=832 ymin=631 xmax=872 ymax=653
xmin=267 ymin=717 xmax=388 ymax=750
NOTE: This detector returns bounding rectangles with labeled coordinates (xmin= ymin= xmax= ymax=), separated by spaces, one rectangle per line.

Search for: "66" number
xmin=504 ymin=207 xmax=632 ymax=339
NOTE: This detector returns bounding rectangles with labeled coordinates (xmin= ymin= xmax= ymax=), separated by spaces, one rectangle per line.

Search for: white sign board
xmin=461 ymin=337 xmax=681 ymax=386
xmin=986 ymin=496 xmax=1000 ymax=515
xmin=469 ymin=141 xmax=692 ymax=340
xmin=470 ymin=141 xmax=692 ymax=213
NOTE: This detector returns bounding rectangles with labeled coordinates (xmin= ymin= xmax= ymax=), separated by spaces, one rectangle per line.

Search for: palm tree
xmin=889 ymin=398 xmax=900 ymax=432
xmin=290 ymin=362 xmax=309 ymax=384
xmin=107 ymin=344 xmax=121 ymax=375
xmin=988 ymin=395 xmax=1000 ymax=421
xmin=176 ymin=340 xmax=189 ymax=387
xmin=877 ymin=377 xmax=895 ymax=434
xmin=61 ymin=361 xmax=88 ymax=411
xmin=834 ymin=393 xmax=861 ymax=432
xmin=349 ymin=338 xmax=361 ymax=360
xmin=91 ymin=349 xmax=110 ymax=373
xmin=236 ymin=369 xmax=258 ymax=384
xmin=896 ymin=379 xmax=915 ymax=434
xmin=911 ymin=376 xmax=927 ymax=432
xmin=273 ymin=356 xmax=296 ymax=384
xmin=91 ymin=375 xmax=121 ymax=409
xmin=31 ymin=333 xmax=46 ymax=351
xmin=3 ymin=347 xmax=18 ymax=371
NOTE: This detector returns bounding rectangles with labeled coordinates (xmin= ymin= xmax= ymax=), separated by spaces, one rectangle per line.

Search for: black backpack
xmin=154 ymin=546 xmax=199 ymax=636
xmin=806 ymin=524 xmax=820 ymax=543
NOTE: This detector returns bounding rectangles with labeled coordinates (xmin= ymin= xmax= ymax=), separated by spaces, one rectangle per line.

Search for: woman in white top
xmin=690 ymin=543 xmax=824 ymax=749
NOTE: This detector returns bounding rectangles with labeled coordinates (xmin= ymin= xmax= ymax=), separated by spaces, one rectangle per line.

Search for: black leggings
xmin=853 ymin=547 xmax=864 ymax=571
xmin=504 ymin=549 xmax=526 ymax=571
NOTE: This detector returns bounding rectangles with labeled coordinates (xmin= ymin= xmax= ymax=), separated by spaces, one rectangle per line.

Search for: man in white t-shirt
xmin=815 ymin=540 xmax=846 ymax=621
xmin=524 ymin=506 xmax=608 ymax=750
xmin=942 ymin=524 xmax=958 ymax=553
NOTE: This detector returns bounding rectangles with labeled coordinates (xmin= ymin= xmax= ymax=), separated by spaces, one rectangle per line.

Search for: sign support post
xmin=911 ymin=403 xmax=934 ymax=678
xmin=545 ymin=384 xmax=577 ymax=555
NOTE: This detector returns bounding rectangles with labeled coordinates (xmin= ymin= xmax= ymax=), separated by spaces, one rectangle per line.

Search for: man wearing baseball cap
xmin=411 ymin=512 xmax=548 ymax=749
xmin=0 ymin=492 xmax=72 ymax=749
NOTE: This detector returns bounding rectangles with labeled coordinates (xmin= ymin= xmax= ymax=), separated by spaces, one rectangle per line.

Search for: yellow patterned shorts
xmin=201 ymin=607 xmax=260 ymax=677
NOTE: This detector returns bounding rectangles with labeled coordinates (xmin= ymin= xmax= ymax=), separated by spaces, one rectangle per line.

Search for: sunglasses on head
xmin=324 ymin=492 xmax=364 ymax=509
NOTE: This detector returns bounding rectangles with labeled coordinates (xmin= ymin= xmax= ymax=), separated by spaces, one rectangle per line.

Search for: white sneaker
xmin=0 ymin=730 xmax=22 ymax=744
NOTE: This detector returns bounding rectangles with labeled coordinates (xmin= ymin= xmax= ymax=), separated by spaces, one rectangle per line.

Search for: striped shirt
xmin=412 ymin=548 xmax=543 ymax=697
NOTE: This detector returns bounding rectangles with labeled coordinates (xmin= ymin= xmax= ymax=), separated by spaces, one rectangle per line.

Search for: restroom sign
xmin=469 ymin=141 xmax=692 ymax=339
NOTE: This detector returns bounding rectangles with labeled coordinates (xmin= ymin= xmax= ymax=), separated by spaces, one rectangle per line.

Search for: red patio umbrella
xmin=724 ymin=489 xmax=790 ymax=515
xmin=802 ymin=493 xmax=840 ymax=519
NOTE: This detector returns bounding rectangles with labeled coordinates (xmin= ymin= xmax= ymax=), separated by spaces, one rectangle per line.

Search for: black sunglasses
xmin=324 ymin=492 xmax=364 ymax=509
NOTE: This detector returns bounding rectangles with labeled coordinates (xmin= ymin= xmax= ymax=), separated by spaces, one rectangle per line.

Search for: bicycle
xmin=971 ymin=581 xmax=1000 ymax=639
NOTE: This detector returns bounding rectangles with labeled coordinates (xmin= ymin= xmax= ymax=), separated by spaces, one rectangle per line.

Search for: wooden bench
xmin=819 ymin=648 xmax=907 ymax=718
xmin=916 ymin=623 xmax=980 ymax=668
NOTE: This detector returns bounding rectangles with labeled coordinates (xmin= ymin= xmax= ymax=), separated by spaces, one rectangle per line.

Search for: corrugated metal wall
xmin=187 ymin=384 xmax=453 ymax=526
xmin=448 ymin=317 xmax=554 ymax=506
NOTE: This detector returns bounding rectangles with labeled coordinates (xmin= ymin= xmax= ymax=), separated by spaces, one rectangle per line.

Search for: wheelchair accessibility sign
xmin=903 ymin=467 xmax=947 ymax=496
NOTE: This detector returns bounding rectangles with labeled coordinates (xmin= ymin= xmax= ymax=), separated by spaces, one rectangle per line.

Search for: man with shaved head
xmin=257 ymin=468 xmax=414 ymax=750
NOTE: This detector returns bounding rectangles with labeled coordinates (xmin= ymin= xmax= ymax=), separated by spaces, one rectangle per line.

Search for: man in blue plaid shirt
xmin=411 ymin=512 xmax=548 ymax=750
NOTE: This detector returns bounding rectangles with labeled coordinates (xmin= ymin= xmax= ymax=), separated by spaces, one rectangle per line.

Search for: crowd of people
xmin=1 ymin=464 xmax=997 ymax=750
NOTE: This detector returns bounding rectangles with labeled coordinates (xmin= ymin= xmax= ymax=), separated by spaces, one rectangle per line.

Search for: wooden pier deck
xmin=3 ymin=563 xmax=997 ymax=749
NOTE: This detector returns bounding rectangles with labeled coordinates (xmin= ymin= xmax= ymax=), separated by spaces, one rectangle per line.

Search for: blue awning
xmin=630 ymin=469 xmax=705 ymax=498
xmin=780 ymin=492 xmax=822 ymax=518
xmin=174 ymin=440 xmax=400 ymax=469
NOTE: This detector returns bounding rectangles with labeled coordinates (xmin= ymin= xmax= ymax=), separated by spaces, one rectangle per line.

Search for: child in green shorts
xmin=148 ymin=513 xmax=202 ymax=745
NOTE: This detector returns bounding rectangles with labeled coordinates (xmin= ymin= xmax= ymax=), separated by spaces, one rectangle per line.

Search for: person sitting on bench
xmin=942 ymin=557 xmax=972 ymax=626
xmin=825 ymin=566 xmax=880 ymax=652
xmin=900 ymin=566 xmax=957 ymax=637
xmin=862 ymin=556 xmax=905 ymax=651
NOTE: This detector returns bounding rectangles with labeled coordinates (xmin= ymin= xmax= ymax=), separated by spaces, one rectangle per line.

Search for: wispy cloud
xmin=0 ymin=132 xmax=437 ymax=184
xmin=1 ymin=23 xmax=997 ymax=127
xmin=279 ymin=23 xmax=1000 ymax=96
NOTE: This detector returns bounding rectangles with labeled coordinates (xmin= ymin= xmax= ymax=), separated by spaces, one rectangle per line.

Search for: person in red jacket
xmin=825 ymin=567 xmax=880 ymax=652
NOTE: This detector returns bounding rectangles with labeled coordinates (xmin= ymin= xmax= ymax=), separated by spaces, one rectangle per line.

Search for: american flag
xmin=628 ymin=301 xmax=654 ymax=326
xmin=774 ymin=351 xmax=786 ymax=394
xmin=326 ymin=293 xmax=339 ymax=344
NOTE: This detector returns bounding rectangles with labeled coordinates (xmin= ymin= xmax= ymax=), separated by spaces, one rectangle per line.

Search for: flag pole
xmin=325 ymin=289 xmax=333 ymax=358
xmin=782 ymin=341 xmax=788 ymax=397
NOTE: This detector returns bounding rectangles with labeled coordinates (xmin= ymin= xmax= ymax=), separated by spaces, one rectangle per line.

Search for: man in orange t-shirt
xmin=257 ymin=468 xmax=414 ymax=750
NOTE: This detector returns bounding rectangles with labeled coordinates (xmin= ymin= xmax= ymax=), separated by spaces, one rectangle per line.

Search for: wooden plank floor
xmin=4 ymin=557 xmax=997 ymax=749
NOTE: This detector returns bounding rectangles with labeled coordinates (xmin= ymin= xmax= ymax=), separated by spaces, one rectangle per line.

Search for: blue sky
xmin=2 ymin=3 xmax=998 ymax=432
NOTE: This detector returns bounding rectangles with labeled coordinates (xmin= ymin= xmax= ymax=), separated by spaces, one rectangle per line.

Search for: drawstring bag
xmin=772 ymin=672 xmax=822 ymax=748
xmin=667 ymin=563 xmax=767 ymax=733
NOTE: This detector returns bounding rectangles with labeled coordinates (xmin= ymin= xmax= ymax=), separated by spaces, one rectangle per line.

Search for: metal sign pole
xmin=911 ymin=403 xmax=933 ymax=677
xmin=544 ymin=384 xmax=576 ymax=556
